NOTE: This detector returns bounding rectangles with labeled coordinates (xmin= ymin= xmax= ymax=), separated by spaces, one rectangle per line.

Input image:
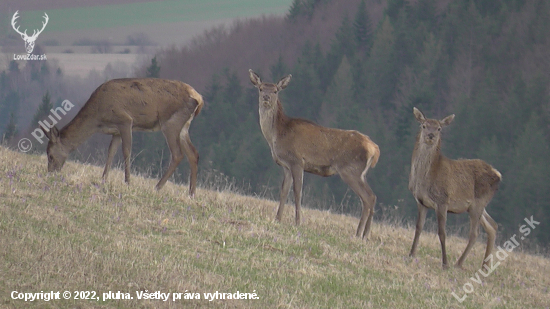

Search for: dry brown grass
xmin=0 ymin=146 xmax=549 ymax=308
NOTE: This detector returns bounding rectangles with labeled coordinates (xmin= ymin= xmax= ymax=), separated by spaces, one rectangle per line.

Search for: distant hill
xmin=153 ymin=0 xmax=385 ymax=90
xmin=0 ymin=0 xmax=293 ymax=77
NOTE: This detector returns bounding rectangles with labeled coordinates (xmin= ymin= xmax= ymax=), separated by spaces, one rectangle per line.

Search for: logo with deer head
xmin=11 ymin=10 xmax=49 ymax=54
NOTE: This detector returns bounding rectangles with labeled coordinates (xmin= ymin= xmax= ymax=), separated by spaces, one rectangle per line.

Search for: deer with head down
xmin=11 ymin=11 xmax=48 ymax=54
xmin=408 ymin=107 xmax=501 ymax=269
xmin=249 ymin=69 xmax=380 ymax=239
xmin=42 ymin=78 xmax=203 ymax=197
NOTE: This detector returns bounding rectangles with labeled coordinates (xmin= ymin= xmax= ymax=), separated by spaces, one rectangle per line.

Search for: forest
xmin=2 ymin=0 xmax=549 ymax=248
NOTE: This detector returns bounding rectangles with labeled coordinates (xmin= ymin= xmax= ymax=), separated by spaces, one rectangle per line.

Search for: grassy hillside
xmin=0 ymin=146 xmax=549 ymax=308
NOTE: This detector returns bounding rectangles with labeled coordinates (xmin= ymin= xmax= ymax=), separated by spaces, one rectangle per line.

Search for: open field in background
xmin=0 ymin=0 xmax=163 ymax=11
xmin=1 ymin=146 xmax=549 ymax=308
xmin=3 ymin=0 xmax=293 ymax=34
xmin=1 ymin=0 xmax=293 ymax=76
xmin=0 ymin=51 xmax=143 ymax=79
xmin=4 ymin=0 xmax=292 ymax=45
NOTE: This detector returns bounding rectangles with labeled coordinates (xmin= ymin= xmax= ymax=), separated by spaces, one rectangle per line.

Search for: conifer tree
xmin=353 ymin=0 xmax=372 ymax=51
xmin=32 ymin=91 xmax=53 ymax=126
xmin=287 ymin=0 xmax=305 ymax=21
xmin=270 ymin=55 xmax=287 ymax=83
xmin=146 ymin=56 xmax=161 ymax=78
xmin=319 ymin=56 xmax=355 ymax=128
xmin=3 ymin=112 xmax=17 ymax=142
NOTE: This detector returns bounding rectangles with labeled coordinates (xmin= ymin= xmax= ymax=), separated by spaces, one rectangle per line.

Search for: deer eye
xmin=422 ymin=125 xmax=426 ymax=129
xmin=437 ymin=127 xmax=441 ymax=131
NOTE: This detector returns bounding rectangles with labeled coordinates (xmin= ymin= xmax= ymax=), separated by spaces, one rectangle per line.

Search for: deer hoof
xmin=454 ymin=263 xmax=466 ymax=271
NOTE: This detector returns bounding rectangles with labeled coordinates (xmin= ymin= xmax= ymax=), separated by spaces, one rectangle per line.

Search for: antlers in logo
xmin=11 ymin=10 xmax=49 ymax=54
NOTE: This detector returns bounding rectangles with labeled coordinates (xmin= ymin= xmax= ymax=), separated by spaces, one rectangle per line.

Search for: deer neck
xmin=410 ymin=136 xmax=442 ymax=187
xmin=259 ymin=100 xmax=287 ymax=147
xmin=59 ymin=109 xmax=99 ymax=152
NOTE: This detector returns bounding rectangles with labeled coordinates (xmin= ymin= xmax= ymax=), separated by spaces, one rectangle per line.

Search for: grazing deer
xmin=249 ymin=70 xmax=380 ymax=239
xmin=42 ymin=78 xmax=203 ymax=197
xmin=408 ymin=107 xmax=501 ymax=269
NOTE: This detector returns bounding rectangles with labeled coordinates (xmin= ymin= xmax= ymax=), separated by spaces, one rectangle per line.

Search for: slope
xmin=0 ymin=146 xmax=548 ymax=308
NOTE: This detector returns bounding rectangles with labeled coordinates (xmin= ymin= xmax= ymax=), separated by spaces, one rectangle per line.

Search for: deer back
xmin=54 ymin=78 xmax=202 ymax=147
xmin=284 ymin=120 xmax=378 ymax=166
xmin=92 ymin=78 xmax=202 ymax=123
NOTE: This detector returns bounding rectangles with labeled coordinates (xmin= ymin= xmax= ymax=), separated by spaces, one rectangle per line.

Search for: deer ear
xmin=440 ymin=114 xmax=455 ymax=127
xmin=43 ymin=126 xmax=60 ymax=143
xmin=413 ymin=107 xmax=426 ymax=123
xmin=277 ymin=74 xmax=292 ymax=90
xmin=249 ymin=69 xmax=261 ymax=88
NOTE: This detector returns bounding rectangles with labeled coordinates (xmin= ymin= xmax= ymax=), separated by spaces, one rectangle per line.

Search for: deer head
xmin=249 ymin=69 xmax=292 ymax=109
xmin=11 ymin=11 xmax=49 ymax=54
xmin=41 ymin=126 xmax=68 ymax=172
xmin=413 ymin=107 xmax=455 ymax=147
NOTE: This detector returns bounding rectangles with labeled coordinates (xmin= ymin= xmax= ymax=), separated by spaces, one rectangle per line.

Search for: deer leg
xmin=339 ymin=170 xmax=376 ymax=239
xmin=362 ymin=183 xmax=376 ymax=240
xmin=290 ymin=165 xmax=304 ymax=226
xmin=119 ymin=125 xmax=133 ymax=185
xmin=361 ymin=161 xmax=377 ymax=240
xmin=102 ymin=135 xmax=121 ymax=180
xmin=476 ymin=210 xmax=497 ymax=269
xmin=455 ymin=208 xmax=483 ymax=268
xmin=276 ymin=166 xmax=292 ymax=222
xmin=179 ymin=131 xmax=199 ymax=197
xmin=409 ymin=201 xmax=428 ymax=257
xmin=436 ymin=205 xmax=449 ymax=269
xmin=155 ymin=122 xmax=185 ymax=191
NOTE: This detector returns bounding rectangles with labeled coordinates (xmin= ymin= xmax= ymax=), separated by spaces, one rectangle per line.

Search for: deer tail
xmin=188 ymin=87 xmax=204 ymax=117
xmin=491 ymin=167 xmax=502 ymax=182
xmin=365 ymin=139 xmax=380 ymax=169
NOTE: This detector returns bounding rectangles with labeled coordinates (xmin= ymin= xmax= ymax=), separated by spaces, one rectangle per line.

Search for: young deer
xmin=249 ymin=70 xmax=380 ymax=239
xmin=42 ymin=78 xmax=203 ymax=197
xmin=408 ymin=107 xmax=501 ymax=269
